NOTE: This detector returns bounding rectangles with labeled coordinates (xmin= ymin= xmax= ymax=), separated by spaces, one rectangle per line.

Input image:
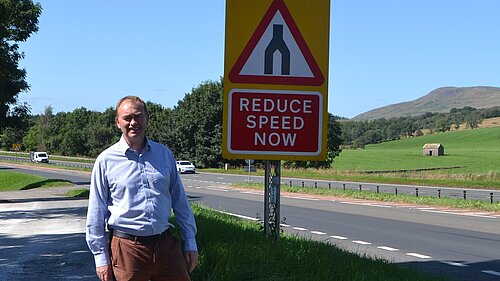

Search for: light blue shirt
xmin=85 ymin=136 xmax=197 ymax=267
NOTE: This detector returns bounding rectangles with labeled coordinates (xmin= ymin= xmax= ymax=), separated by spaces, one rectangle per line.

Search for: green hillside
xmin=334 ymin=127 xmax=500 ymax=176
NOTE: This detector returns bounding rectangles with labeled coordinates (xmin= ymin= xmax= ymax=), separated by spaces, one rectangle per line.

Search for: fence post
xmin=289 ymin=180 xmax=292 ymax=187
xmin=359 ymin=184 xmax=362 ymax=191
xmin=376 ymin=186 xmax=379 ymax=193
xmin=343 ymin=183 xmax=346 ymax=190
xmin=416 ymin=188 xmax=419 ymax=197
xmin=463 ymin=190 xmax=467 ymax=200
xmin=438 ymin=189 xmax=441 ymax=198
xmin=491 ymin=193 xmax=494 ymax=204
xmin=395 ymin=188 xmax=398 ymax=195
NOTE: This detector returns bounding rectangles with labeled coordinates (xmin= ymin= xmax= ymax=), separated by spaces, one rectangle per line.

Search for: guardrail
xmin=285 ymin=180 xmax=499 ymax=204
xmin=0 ymin=155 xmax=93 ymax=170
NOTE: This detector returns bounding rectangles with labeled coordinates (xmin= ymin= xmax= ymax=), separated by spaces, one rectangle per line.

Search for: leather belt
xmin=112 ymin=228 xmax=172 ymax=243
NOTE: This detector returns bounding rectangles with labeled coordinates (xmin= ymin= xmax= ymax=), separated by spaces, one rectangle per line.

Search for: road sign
xmin=223 ymin=0 xmax=330 ymax=161
xmin=228 ymin=0 xmax=324 ymax=86
xmin=12 ymin=143 xmax=21 ymax=151
xmin=227 ymin=89 xmax=322 ymax=156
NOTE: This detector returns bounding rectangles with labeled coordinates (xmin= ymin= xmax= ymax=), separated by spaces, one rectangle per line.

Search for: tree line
xmin=339 ymin=106 xmax=500 ymax=148
xmin=0 ymin=79 xmax=343 ymax=169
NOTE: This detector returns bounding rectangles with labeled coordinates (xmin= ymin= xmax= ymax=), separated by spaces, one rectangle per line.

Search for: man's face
xmin=115 ymin=100 xmax=148 ymax=145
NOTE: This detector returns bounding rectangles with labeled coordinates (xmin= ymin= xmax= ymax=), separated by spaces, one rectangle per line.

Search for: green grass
xmin=187 ymin=204 xmax=452 ymax=281
xmin=0 ymin=170 xmax=72 ymax=191
xmin=335 ymin=127 xmax=500 ymax=174
xmin=64 ymin=188 xmax=90 ymax=198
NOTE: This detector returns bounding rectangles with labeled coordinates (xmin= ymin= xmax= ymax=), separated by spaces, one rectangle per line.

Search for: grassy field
xmin=187 ymin=204 xmax=452 ymax=281
xmin=202 ymin=128 xmax=500 ymax=189
xmin=335 ymin=127 xmax=500 ymax=174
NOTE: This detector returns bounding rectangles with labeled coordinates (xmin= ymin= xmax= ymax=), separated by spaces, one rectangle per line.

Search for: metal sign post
xmin=264 ymin=160 xmax=281 ymax=241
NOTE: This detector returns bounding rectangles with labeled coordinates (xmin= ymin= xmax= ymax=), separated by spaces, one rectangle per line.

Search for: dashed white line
xmin=482 ymin=270 xmax=500 ymax=276
xmin=352 ymin=240 xmax=371 ymax=245
xmin=293 ymin=227 xmax=308 ymax=231
xmin=339 ymin=201 xmax=392 ymax=208
xmin=204 ymin=187 xmax=228 ymax=191
xmin=330 ymin=235 xmax=348 ymax=240
xmin=377 ymin=246 xmax=399 ymax=252
xmin=441 ymin=261 xmax=468 ymax=267
xmin=310 ymin=231 xmax=326 ymax=235
xmin=407 ymin=253 xmax=432 ymax=259
xmin=240 ymin=191 xmax=262 ymax=195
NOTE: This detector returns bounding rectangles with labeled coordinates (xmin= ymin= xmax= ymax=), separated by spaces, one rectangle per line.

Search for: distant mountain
xmin=352 ymin=86 xmax=500 ymax=121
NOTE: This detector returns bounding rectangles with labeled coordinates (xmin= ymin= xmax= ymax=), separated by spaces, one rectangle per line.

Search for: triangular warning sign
xmin=229 ymin=0 xmax=324 ymax=86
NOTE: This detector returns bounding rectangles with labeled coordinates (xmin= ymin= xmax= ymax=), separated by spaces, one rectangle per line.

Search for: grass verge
xmin=0 ymin=170 xmax=72 ymax=191
xmin=234 ymin=182 xmax=500 ymax=212
xmin=187 ymin=204 xmax=452 ymax=281
xmin=64 ymin=188 xmax=90 ymax=198
xmin=201 ymin=168 xmax=500 ymax=190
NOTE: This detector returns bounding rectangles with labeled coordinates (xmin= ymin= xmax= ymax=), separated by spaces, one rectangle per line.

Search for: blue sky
xmin=18 ymin=1 xmax=500 ymax=119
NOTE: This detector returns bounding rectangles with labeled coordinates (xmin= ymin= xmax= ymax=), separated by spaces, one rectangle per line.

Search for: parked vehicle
xmin=176 ymin=161 xmax=196 ymax=174
xmin=30 ymin=151 xmax=49 ymax=163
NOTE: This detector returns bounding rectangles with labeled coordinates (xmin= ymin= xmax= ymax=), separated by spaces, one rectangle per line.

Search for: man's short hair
xmin=115 ymin=96 xmax=149 ymax=119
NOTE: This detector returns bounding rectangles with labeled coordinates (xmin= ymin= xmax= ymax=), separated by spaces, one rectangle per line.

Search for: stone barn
xmin=422 ymin=143 xmax=444 ymax=156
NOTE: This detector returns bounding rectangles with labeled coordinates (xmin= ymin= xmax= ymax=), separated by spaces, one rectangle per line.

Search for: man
xmin=86 ymin=96 xmax=198 ymax=281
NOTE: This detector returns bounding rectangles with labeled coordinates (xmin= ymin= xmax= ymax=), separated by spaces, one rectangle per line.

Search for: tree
xmin=0 ymin=0 xmax=42 ymax=129
xmin=169 ymin=79 xmax=224 ymax=168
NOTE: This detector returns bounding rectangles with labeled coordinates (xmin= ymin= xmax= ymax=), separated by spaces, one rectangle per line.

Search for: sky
xmin=17 ymin=1 xmax=500 ymax=119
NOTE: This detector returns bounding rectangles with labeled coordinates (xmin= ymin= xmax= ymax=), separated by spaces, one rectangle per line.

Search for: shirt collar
xmin=118 ymin=135 xmax=151 ymax=154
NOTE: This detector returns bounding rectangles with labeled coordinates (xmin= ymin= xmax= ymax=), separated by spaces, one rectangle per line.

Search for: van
xmin=30 ymin=151 xmax=49 ymax=163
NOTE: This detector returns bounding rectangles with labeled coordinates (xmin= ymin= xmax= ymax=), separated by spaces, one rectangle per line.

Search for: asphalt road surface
xmin=1 ymin=163 xmax=499 ymax=280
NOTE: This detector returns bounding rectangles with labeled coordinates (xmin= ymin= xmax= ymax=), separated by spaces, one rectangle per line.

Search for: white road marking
xmin=205 ymin=187 xmax=228 ymax=192
xmin=482 ymin=270 xmax=500 ymax=276
xmin=407 ymin=253 xmax=432 ymax=259
xmin=293 ymin=227 xmax=308 ymax=231
xmin=330 ymin=235 xmax=348 ymax=240
xmin=441 ymin=261 xmax=468 ymax=267
xmin=420 ymin=209 xmax=497 ymax=219
xmin=310 ymin=231 xmax=326 ymax=235
xmin=377 ymin=246 xmax=399 ymax=252
xmin=240 ymin=191 xmax=262 ymax=195
xmin=284 ymin=196 xmax=319 ymax=201
xmin=217 ymin=211 xmax=259 ymax=221
xmin=352 ymin=240 xmax=371 ymax=245
xmin=340 ymin=201 xmax=392 ymax=208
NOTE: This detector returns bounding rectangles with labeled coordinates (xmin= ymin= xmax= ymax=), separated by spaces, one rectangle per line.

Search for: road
xmin=1 ymin=164 xmax=499 ymax=280
xmin=2 ymin=155 xmax=499 ymax=202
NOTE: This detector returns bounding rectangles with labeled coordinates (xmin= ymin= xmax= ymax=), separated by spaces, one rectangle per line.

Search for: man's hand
xmin=184 ymin=251 xmax=199 ymax=273
xmin=96 ymin=264 xmax=114 ymax=281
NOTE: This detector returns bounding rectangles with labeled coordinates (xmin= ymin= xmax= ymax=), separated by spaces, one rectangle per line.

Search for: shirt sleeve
xmin=85 ymin=158 xmax=111 ymax=267
xmin=168 ymin=151 xmax=198 ymax=252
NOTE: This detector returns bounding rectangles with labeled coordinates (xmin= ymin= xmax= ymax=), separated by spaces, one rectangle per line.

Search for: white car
xmin=176 ymin=161 xmax=196 ymax=174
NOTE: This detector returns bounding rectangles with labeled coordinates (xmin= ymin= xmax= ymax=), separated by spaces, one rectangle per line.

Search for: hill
xmin=352 ymin=86 xmax=500 ymax=120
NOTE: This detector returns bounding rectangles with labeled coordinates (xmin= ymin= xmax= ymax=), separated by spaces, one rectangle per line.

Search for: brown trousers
xmin=110 ymin=234 xmax=191 ymax=281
